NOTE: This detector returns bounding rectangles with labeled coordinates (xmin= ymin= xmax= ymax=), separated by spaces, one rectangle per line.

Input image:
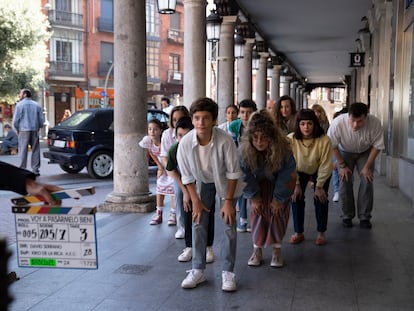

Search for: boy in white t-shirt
xmin=177 ymin=97 xmax=242 ymax=292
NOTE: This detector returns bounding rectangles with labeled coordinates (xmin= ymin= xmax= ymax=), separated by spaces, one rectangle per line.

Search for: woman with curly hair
xmin=273 ymin=95 xmax=297 ymax=134
xmin=239 ymin=109 xmax=297 ymax=267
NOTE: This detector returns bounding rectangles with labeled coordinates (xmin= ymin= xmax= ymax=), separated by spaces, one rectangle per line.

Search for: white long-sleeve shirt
xmin=177 ymin=127 xmax=243 ymax=199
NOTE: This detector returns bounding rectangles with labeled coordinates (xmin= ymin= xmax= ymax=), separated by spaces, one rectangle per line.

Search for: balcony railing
xmin=48 ymin=61 xmax=84 ymax=77
xmin=98 ymin=17 xmax=114 ymax=33
xmin=167 ymin=70 xmax=183 ymax=84
xmin=48 ymin=10 xmax=83 ymax=28
xmin=167 ymin=29 xmax=184 ymax=44
xmin=98 ymin=62 xmax=114 ymax=76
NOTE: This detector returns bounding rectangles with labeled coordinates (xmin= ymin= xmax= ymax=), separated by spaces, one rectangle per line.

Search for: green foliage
xmin=0 ymin=0 xmax=50 ymax=103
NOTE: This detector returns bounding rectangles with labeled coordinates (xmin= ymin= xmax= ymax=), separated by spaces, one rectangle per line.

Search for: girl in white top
xmin=139 ymin=119 xmax=174 ymax=225
xmin=218 ymin=105 xmax=238 ymax=134
xmin=160 ymin=106 xmax=189 ymax=227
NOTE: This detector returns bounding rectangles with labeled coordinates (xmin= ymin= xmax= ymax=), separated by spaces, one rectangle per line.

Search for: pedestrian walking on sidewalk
xmin=12 ymin=89 xmax=44 ymax=176
xmin=327 ymin=102 xmax=384 ymax=229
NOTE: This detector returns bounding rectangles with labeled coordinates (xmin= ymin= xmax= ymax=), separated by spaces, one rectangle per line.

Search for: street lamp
xmin=234 ymin=31 xmax=245 ymax=59
xmin=61 ymin=93 xmax=68 ymax=102
xmin=103 ymin=61 xmax=114 ymax=108
xmin=157 ymin=0 xmax=176 ymax=14
xmin=267 ymin=58 xmax=273 ymax=77
xmin=206 ymin=10 xmax=222 ymax=43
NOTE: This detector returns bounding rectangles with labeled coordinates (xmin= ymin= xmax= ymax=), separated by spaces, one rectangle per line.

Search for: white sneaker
xmin=206 ymin=246 xmax=215 ymax=263
xmin=270 ymin=248 xmax=284 ymax=267
xmin=333 ymin=192 xmax=339 ymax=202
xmin=221 ymin=271 xmax=237 ymax=292
xmin=247 ymin=247 xmax=262 ymax=266
xmin=175 ymin=227 xmax=185 ymax=239
xmin=178 ymin=247 xmax=192 ymax=262
xmin=181 ymin=269 xmax=205 ymax=289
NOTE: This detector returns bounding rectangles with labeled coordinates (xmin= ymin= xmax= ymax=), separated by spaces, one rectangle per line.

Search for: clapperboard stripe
xmin=11 ymin=205 xmax=96 ymax=214
xmin=11 ymin=186 xmax=96 ymax=206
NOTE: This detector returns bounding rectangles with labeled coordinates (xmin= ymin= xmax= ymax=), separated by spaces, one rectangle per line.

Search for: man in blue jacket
xmin=12 ymin=89 xmax=44 ymax=176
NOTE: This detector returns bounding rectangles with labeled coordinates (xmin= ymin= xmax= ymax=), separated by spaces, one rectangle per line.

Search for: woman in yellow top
xmin=288 ymin=109 xmax=333 ymax=245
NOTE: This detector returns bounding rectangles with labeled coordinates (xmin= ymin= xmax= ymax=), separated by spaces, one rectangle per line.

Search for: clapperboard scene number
xmin=11 ymin=186 xmax=99 ymax=269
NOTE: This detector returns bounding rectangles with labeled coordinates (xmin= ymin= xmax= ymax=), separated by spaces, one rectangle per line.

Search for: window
xmin=170 ymin=12 xmax=180 ymax=31
xmin=56 ymin=41 xmax=72 ymax=62
xmin=99 ymin=42 xmax=114 ymax=76
xmin=100 ymin=0 xmax=114 ymax=32
xmin=101 ymin=42 xmax=114 ymax=64
xmin=146 ymin=0 xmax=160 ymax=35
xmin=56 ymin=0 xmax=71 ymax=11
xmin=147 ymin=41 xmax=160 ymax=79
xmin=49 ymin=28 xmax=83 ymax=75
xmin=169 ymin=54 xmax=179 ymax=72
xmin=55 ymin=0 xmax=72 ymax=23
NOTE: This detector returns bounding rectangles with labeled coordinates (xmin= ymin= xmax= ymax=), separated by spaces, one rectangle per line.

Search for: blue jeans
xmin=192 ymin=182 xmax=237 ymax=272
xmin=238 ymin=194 xmax=248 ymax=223
xmin=174 ymin=181 xmax=214 ymax=248
xmin=173 ymin=181 xmax=185 ymax=230
xmin=291 ymin=172 xmax=331 ymax=233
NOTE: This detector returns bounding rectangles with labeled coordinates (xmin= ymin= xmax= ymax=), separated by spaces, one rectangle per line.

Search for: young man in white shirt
xmin=177 ymin=97 xmax=242 ymax=291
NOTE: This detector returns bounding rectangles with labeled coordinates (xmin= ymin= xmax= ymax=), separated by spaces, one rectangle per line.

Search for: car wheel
xmin=59 ymin=164 xmax=84 ymax=174
xmin=87 ymin=150 xmax=114 ymax=179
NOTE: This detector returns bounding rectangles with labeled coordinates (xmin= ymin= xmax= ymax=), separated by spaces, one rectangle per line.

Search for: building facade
xmin=42 ymin=0 xmax=184 ymax=127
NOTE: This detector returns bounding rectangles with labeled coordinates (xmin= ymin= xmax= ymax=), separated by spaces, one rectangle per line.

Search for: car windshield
xmin=59 ymin=111 xmax=94 ymax=127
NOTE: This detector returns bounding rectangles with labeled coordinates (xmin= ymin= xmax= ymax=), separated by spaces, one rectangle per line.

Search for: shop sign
xmin=350 ymin=52 xmax=365 ymax=67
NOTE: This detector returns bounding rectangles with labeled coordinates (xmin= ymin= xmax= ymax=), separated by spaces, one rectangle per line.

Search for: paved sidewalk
xmin=2 ymin=171 xmax=414 ymax=310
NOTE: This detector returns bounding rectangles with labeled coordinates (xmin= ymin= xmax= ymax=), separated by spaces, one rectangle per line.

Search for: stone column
xmin=290 ymin=80 xmax=298 ymax=101
xmin=183 ymin=0 xmax=206 ymax=108
xmin=255 ymin=53 xmax=269 ymax=109
xmin=217 ymin=15 xmax=238 ymax=124
xmin=302 ymin=91 xmax=309 ymax=108
xmin=101 ymin=0 xmax=155 ymax=212
xmin=281 ymin=75 xmax=292 ymax=96
xmin=296 ymin=85 xmax=303 ymax=109
xmin=270 ymin=65 xmax=282 ymax=101
xmin=83 ymin=90 xmax=89 ymax=110
xmin=237 ymin=39 xmax=254 ymax=102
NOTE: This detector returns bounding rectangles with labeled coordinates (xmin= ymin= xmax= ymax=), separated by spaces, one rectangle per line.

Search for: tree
xmin=0 ymin=0 xmax=49 ymax=103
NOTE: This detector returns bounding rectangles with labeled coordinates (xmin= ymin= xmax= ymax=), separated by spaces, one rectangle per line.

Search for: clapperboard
xmin=11 ymin=186 xmax=99 ymax=269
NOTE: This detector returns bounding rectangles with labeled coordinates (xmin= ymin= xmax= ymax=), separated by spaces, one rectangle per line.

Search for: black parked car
xmin=43 ymin=108 xmax=169 ymax=179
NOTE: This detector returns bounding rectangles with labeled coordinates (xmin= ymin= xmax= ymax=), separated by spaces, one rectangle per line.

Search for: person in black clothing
xmin=0 ymin=161 xmax=61 ymax=204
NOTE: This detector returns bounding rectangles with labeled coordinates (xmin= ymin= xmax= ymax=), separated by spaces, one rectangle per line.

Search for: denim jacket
xmin=240 ymin=150 xmax=297 ymax=203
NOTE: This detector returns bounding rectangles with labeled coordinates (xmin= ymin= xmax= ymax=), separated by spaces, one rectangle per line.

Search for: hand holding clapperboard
xmin=11 ymin=186 xmax=99 ymax=269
